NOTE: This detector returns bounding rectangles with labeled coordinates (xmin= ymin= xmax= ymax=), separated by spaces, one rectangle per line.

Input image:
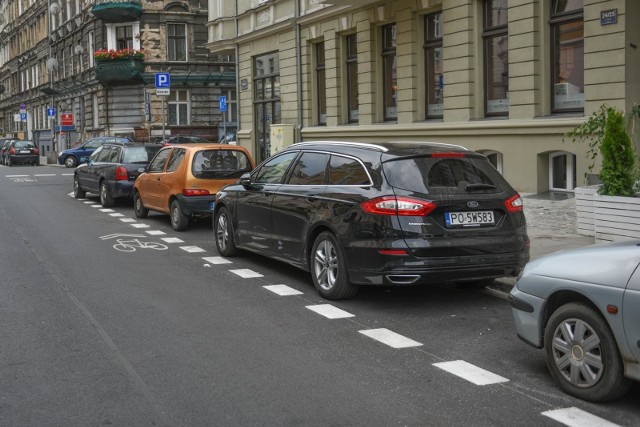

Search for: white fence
xmin=575 ymin=186 xmax=640 ymax=242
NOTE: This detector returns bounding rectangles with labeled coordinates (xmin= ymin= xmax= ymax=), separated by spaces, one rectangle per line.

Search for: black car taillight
xmin=34 ymin=147 xmax=39 ymax=155
xmin=361 ymin=196 xmax=436 ymax=216
xmin=9 ymin=147 xmax=15 ymax=155
xmin=115 ymin=166 xmax=129 ymax=181
xmin=504 ymin=194 xmax=524 ymax=213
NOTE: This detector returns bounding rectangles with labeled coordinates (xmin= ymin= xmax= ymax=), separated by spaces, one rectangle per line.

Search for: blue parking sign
xmin=20 ymin=113 xmax=27 ymax=121
xmin=219 ymin=96 xmax=227 ymax=112
xmin=155 ymin=73 xmax=170 ymax=88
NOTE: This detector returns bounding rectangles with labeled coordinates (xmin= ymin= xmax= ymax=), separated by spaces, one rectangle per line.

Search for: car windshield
xmin=15 ymin=141 xmax=36 ymax=149
xmin=192 ymin=149 xmax=252 ymax=179
xmin=383 ymin=156 xmax=505 ymax=195
xmin=122 ymin=146 xmax=161 ymax=163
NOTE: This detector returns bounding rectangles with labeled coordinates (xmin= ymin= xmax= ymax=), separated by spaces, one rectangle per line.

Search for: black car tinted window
xmin=166 ymin=148 xmax=186 ymax=172
xmin=148 ymin=148 xmax=171 ymax=172
xmin=92 ymin=147 xmax=108 ymax=162
xmin=192 ymin=149 xmax=252 ymax=179
xmin=328 ymin=155 xmax=371 ymax=185
xmin=383 ymin=156 xmax=505 ymax=194
xmin=254 ymin=152 xmax=297 ymax=184
xmin=107 ymin=146 xmax=120 ymax=163
xmin=14 ymin=141 xmax=36 ymax=149
xmin=287 ymin=152 xmax=329 ymax=185
xmin=123 ymin=146 xmax=160 ymax=163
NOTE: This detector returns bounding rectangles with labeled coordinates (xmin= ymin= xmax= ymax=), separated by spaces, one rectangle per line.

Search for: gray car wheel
xmin=544 ymin=303 xmax=632 ymax=402
xmin=73 ymin=175 xmax=86 ymax=198
xmin=64 ymin=156 xmax=77 ymax=168
xmin=214 ymin=207 xmax=238 ymax=256
xmin=133 ymin=191 xmax=148 ymax=218
xmin=100 ymin=181 xmax=115 ymax=207
xmin=170 ymin=199 xmax=189 ymax=231
xmin=310 ymin=231 xmax=358 ymax=300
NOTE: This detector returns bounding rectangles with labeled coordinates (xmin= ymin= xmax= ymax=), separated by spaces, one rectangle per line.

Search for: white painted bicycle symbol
xmin=100 ymin=233 xmax=168 ymax=252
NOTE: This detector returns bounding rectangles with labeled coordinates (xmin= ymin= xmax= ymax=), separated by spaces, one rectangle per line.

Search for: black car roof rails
xmin=292 ymin=141 xmax=389 ymax=152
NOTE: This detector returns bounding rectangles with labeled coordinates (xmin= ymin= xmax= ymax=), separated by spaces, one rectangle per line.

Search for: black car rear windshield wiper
xmin=465 ymin=183 xmax=497 ymax=191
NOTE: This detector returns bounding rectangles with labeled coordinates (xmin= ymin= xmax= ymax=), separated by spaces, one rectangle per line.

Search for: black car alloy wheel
xmin=100 ymin=181 xmax=115 ymax=207
xmin=73 ymin=175 xmax=86 ymax=198
xmin=310 ymin=231 xmax=358 ymax=300
xmin=215 ymin=207 xmax=238 ymax=256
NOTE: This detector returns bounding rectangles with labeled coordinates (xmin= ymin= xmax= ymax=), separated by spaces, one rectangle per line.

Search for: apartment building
xmin=0 ymin=0 xmax=234 ymax=160
xmin=206 ymin=0 xmax=639 ymax=194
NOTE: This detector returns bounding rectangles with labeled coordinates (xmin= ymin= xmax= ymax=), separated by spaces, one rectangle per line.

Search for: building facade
xmin=0 ymin=0 xmax=235 ymax=161
xmin=206 ymin=0 xmax=640 ymax=194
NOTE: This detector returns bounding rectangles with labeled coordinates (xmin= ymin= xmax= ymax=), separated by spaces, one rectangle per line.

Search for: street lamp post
xmin=47 ymin=0 xmax=60 ymax=157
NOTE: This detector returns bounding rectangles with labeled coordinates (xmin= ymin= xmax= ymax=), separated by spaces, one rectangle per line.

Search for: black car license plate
xmin=445 ymin=210 xmax=495 ymax=227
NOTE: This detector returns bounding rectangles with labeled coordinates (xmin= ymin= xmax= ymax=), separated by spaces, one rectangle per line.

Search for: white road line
xmin=161 ymin=237 xmax=183 ymax=243
xmin=67 ymin=192 xmax=74 ymax=197
xmin=99 ymin=209 xmax=115 ymax=213
xmin=359 ymin=328 xmax=423 ymax=349
xmin=542 ymin=408 xmax=621 ymax=427
xmin=130 ymin=223 xmax=149 ymax=229
xmin=76 ymin=198 xmax=87 ymax=201
xmin=6 ymin=175 xmax=29 ymax=177
xmin=120 ymin=218 xmax=136 ymax=223
xmin=230 ymin=269 xmax=263 ymax=278
xmin=180 ymin=246 xmax=206 ymax=253
xmin=61 ymin=173 xmax=74 ymax=176
xmin=146 ymin=230 xmax=166 ymax=236
xmin=432 ymin=360 xmax=509 ymax=386
xmin=83 ymin=201 xmax=93 ymax=204
xmin=109 ymin=213 xmax=124 ymax=217
xmin=306 ymin=304 xmax=354 ymax=319
xmin=90 ymin=205 xmax=101 ymax=208
xmin=202 ymin=256 xmax=232 ymax=265
xmin=263 ymin=284 xmax=302 ymax=296
xmin=34 ymin=174 xmax=56 ymax=176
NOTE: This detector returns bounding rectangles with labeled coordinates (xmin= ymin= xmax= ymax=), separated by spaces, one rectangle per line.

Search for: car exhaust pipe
xmin=385 ymin=275 xmax=420 ymax=285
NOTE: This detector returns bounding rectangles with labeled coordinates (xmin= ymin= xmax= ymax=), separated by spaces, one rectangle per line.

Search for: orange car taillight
xmin=115 ymin=166 xmax=129 ymax=181
xmin=182 ymin=189 xmax=211 ymax=197
xmin=361 ymin=196 xmax=436 ymax=216
xmin=504 ymin=194 xmax=524 ymax=213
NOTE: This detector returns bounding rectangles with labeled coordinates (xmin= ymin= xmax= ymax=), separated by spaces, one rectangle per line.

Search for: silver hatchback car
xmin=509 ymin=240 xmax=640 ymax=402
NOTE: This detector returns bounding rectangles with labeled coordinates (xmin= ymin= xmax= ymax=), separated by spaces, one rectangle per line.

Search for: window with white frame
xmin=424 ymin=12 xmax=443 ymax=119
xmin=167 ymin=24 xmax=187 ymax=61
xmin=345 ymin=34 xmax=358 ymax=123
xmin=483 ymin=0 xmax=508 ymax=116
xmin=106 ymin=23 xmax=140 ymax=51
xmin=315 ymin=42 xmax=326 ymax=125
xmin=168 ymin=90 xmax=189 ymax=125
xmin=382 ymin=24 xmax=397 ymax=121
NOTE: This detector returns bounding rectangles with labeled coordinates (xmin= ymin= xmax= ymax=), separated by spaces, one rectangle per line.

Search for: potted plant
xmin=94 ymin=48 xmax=145 ymax=85
xmin=567 ymin=104 xmax=640 ymax=241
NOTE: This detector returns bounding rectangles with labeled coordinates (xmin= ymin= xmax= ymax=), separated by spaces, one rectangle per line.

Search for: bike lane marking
xmin=432 ymin=360 xmax=509 ymax=385
xmin=202 ymin=256 xmax=232 ymax=265
xmin=146 ymin=230 xmax=166 ymax=235
xmin=542 ymin=408 xmax=621 ymax=427
xmin=100 ymin=209 xmax=115 ymax=213
xmin=230 ymin=269 xmax=263 ymax=278
xmin=180 ymin=246 xmax=206 ymax=253
xmin=358 ymin=328 xmax=423 ymax=349
xmin=110 ymin=213 xmax=124 ymax=217
xmin=306 ymin=304 xmax=354 ymax=319
xmin=263 ymin=285 xmax=302 ymax=296
xmin=130 ymin=223 xmax=150 ymax=229
xmin=120 ymin=218 xmax=136 ymax=223
xmin=161 ymin=237 xmax=183 ymax=243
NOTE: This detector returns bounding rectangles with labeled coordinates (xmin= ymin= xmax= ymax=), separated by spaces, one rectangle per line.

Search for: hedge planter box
xmin=576 ymin=185 xmax=640 ymax=242
xmin=95 ymin=58 xmax=144 ymax=86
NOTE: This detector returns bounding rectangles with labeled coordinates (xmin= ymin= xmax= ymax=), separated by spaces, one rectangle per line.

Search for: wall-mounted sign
xmin=241 ymin=79 xmax=248 ymax=91
xmin=61 ymin=113 xmax=73 ymax=125
xmin=601 ymin=9 xmax=617 ymax=25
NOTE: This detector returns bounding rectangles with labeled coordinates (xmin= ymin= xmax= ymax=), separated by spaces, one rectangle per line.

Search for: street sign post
xmin=219 ymin=96 xmax=227 ymax=141
xmin=47 ymin=108 xmax=56 ymax=118
xmin=155 ymin=73 xmax=171 ymax=138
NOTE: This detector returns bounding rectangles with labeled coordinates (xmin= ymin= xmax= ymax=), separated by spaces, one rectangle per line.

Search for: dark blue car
xmin=58 ymin=136 xmax=131 ymax=168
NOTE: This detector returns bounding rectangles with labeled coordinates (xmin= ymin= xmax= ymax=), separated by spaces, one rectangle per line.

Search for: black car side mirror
xmin=239 ymin=172 xmax=252 ymax=187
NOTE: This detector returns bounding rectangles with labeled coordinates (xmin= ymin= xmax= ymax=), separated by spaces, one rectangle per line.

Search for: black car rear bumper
xmin=9 ymin=155 xmax=39 ymax=164
xmin=108 ymin=180 xmax=135 ymax=199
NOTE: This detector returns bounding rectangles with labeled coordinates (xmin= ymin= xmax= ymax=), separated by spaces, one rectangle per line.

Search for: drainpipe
xmin=295 ymin=0 xmax=302 ymax=143
xmin=235 ymin=0 xmax=240 ymax=148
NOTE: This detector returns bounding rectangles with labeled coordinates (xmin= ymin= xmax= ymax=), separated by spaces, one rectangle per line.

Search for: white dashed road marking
xmin=83 ymin=201 xmax=93 ymax=204
xmin=306 ymin=304 xmax=354 ymax=319
xmin=130 ymin=223 xmax=149 ymax=229
xmin=432 ymin=360 xmax=509 ymax=386
xmin=120 ymin=218 xmax=136 ymax=223
xmin=202 ymin=256 xmax=232 ymax=265
xmin=230 ymin=269 xmax=263 ymax=278
xmin=161 ymin=237 xmax=183 ymax=243
xmin=180 ymin=246 xmax=206 ymax=253
xmin=90 ymin=205 xmax=101 ymax=208
xmin=263 ymin=284 xmax=302 ymax=296
xmin=6 ymin=175 xmax=29 ymax=177
xmin=110 ymin=213 xmax=124 ymax=217
xmin=34 ymin=174 xmax=56 ymax=177
xmin=61 ymin=173 xmax=74 ymax=176
xmin=100 ymin=209 xmax=115 ymax=213
xmin=146 ymin=230 xmax=166 ymax=235
xmin=359 ymin=328 xmax=423 ymax=349
xmin=67 ymin=192 xmax=74 ymax=197
xmin=542 ymin=407 xmax=621 ymax=427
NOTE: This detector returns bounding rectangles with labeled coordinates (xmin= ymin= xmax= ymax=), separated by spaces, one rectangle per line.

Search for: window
xmin=116 ymin=26 xmax=133 ymax=50
xmin=550 ymin=0 xmax=584 ymax=112
xmin=149 ymin=148 xmax=171 ymax=172
xmin=483 ymin=0 xmax=508 ymax=116
xmin=168 ymin=90 xmax=189 ymax=125
xmin=85 ymin=138 xmax=103 ymax=149
xmin=315 ymin=43 xmax=327 ymax=125
xmin=328 ymin=155 xmax=370 ymax=185
xmin=549 ymin=152 xmax=576 ymax=191
xmin=287 ymin=152 xmax=329 ymax=185
xmin=90 ymin=147 xmax=105 ymax=162
xmin=167 ymin=24 xmax=187 ymax=61
xmin=382 ymin=24 xmax=397 ymax=121
xmin=166 ymin=148 xmax=185 ymax=172
xmin=254 ymin=152 xmax=297 ymax=184
xmin=254 ymin=52 xmax=281 ymax=162
xmin=424 ymin=13 xmax=443 ymax=118
xmin=346 ymin=34 xmax=358 ymax=123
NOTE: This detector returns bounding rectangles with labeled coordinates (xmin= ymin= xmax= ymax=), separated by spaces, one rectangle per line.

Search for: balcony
xmin=95 ymin=57 xmax=144 ymax=86
xmin=91 ymin=0 xmax=142 ymax=23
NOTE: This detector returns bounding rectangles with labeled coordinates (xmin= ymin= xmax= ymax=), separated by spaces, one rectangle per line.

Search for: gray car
xmin=509 ymin=240 xmax=640 ymax=402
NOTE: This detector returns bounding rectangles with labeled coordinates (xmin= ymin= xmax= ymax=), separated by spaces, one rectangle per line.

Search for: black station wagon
xmin=213 ymin=141 xmax=530 ymax=299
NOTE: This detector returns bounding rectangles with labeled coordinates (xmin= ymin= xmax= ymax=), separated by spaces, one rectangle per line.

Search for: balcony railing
xmin=95 ymin=57 xmax=144 ymax=86
xmin=91 ymin=0 xmax=142 ymax=23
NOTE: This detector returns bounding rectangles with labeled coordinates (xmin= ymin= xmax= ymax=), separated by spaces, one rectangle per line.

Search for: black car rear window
xmin=192 ymin=149 xmax=252 ymax=179
xmin=383 ymin=156 xmax=506 ymax=194
xmin=15 ymin=141 xmax=35 ymax=148
xmin=123 ymin=146 xmax=161 ymax=163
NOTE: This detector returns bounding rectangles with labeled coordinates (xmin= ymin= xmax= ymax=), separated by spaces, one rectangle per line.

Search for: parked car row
xmin=68 ymin=138 xmax=640 ymax=403
xmin=0 ymin=138 xmax=39 ymax=166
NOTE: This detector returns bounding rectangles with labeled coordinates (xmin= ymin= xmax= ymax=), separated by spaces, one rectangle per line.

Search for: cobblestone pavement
xmin=521 ymin=192 xmax=577 ymax=237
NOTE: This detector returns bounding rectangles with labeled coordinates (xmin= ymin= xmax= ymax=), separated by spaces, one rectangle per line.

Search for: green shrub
xmin=599 ymin=109 xmax=637 ymax=196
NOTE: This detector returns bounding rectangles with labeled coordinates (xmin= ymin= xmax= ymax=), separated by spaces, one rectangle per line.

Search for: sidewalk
xmin=492 ymin=191 xmax=595 ymax=292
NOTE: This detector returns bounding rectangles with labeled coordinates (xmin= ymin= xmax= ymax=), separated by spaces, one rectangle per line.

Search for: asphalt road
xmin=1 ymin=164 xmax=639 ymax=426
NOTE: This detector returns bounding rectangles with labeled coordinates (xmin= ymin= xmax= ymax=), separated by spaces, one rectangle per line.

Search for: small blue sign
xmin=155 ymin=73 xmax=170 ymax=88
xmin=47 ymin=108 xmax=56 ymax=117
xmin=600 ymin=8 xmax=617 ymax=25
xmin=20 ymin=113 xmax=27 ymax=121
xmin=55 ymin=125 xmax=76 ymax=132
xmin=219 ymin=96 xmax=227 ymax=112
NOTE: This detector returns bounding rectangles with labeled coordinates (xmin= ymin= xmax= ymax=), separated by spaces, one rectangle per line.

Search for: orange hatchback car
xmin=133 ymin=144 xmax=255 ymax=231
